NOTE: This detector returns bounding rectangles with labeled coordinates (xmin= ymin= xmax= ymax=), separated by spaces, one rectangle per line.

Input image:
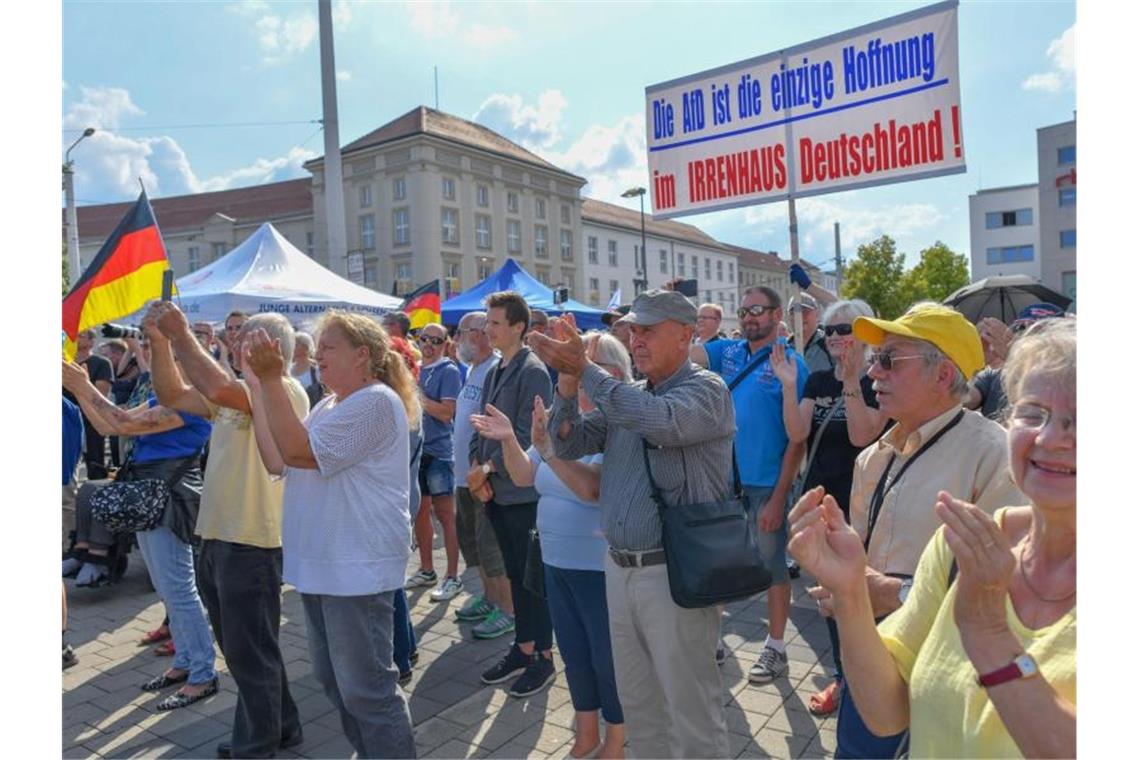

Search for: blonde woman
xmin=787 ymin=318 xmax=1075 ymax=757
xmin=244 ymin=310 xmax=421 ymax=758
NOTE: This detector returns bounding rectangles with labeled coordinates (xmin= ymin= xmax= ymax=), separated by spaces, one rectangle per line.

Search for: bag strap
xmin=727 ymin=344 xmax=775 ymax=391
xmin=641 ymin=437 xmax=741 ymax=516
xmin=801 ymin=396 xmax=845 ymax=485
xmin=863 ymin=409 xmax=966 ymax=551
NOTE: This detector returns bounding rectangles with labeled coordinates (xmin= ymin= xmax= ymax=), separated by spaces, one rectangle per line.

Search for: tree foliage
xmin=62 ymin=241 xmax=70 ymax=297
xmin=841 ymin=236 xmax=969 ymax=319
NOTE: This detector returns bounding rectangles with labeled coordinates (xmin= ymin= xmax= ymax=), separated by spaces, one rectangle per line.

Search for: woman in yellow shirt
xmin=787 ymin=317 xmax=1075 ymax=758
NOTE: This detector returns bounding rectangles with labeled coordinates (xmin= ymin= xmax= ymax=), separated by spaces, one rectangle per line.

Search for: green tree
xmin=840 ymin=234 xmax=907 ymax=318
xmin=62 ymin=241 xmax=70 ymax=297
xmin=901 ymin=241 xmax=969 ymax=304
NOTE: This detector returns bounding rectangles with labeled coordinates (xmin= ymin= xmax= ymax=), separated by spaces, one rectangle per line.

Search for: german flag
xmin=62 ymin=191 xmax=170 ymax=360
xmin=403 ymin=280 xmax=441 ymax=329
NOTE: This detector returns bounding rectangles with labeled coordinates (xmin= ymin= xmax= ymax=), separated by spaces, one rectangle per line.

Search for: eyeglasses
xmin=823 ymin=324 xmax=853 ymax=337
xmin=737 ymin=305 xmax=777 ymax=319
xmin=419 ymin=335 xmax=446 ymax=346
xmin=1009 ymin=403 xmax=1075 ymax=434
xmin=868 ymin=352 xmax=930 ymax=371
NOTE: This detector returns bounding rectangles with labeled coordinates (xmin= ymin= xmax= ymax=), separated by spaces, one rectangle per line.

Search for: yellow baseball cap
xmin=853 ymin=303 xmax=985 ymax=380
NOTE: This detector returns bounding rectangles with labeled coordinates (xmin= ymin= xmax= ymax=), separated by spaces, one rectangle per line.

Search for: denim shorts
xmin=418 ymin=454 xmax=455 ymax=497
xmin=743 ymin=486 xmax=790 ymax=584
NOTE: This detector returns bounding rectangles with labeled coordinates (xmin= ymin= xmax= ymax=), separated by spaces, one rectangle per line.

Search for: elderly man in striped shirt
xmin=530 ymin=289 xmax=735 ymax=759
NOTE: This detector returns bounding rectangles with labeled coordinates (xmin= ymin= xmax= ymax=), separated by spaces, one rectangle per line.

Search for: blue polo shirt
xmin=704 ymin=338 xmax=808 ymax=488
xmin=419 ymin=358 xmax=463 ymax=460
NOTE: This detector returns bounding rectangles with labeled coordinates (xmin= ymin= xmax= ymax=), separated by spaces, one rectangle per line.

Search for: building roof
xmin=580 ymin=198 xmax=731 ymax=252
xmin=972 ymin=182 xmax=1038 ymax=196
xmin=722 ymin=243 xmax=789 ymax=271
xmin=69 ymin=178 xmax=313 ymax=242
xmin=309 ymin=106 xmax=582 ymax=181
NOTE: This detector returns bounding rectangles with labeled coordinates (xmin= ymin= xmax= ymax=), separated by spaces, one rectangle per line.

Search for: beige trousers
xmin=604 ymin=551 xmax=730 ymax=759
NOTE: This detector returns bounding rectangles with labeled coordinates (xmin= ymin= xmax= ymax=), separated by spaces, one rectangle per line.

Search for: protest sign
xmin=644 ymin=0 xmax=964 ymax=218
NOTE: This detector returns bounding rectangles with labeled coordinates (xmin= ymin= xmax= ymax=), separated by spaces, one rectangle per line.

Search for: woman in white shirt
xmin=244 ymin=311 xmax=421 ymax=759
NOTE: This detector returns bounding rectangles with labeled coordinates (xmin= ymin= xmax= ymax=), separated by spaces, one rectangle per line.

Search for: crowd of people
xmin=61 ymin=283 xmax=1076 ymax=759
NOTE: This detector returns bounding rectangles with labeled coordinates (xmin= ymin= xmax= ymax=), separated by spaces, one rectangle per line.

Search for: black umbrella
xmin=943 ymin=275 xmax=1072 ymax=324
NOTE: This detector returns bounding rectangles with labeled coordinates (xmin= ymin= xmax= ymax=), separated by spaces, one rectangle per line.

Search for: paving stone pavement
xmin=63 ymin=529 xmax=838 ymax=759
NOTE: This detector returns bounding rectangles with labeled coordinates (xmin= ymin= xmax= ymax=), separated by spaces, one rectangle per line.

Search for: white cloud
xmin=473 ymin=90 xmax=569 ymax=149
xmin=404 ymin=1 xmax=518 ymax=48
xmin=231 ymin=0 xmax=317 ymax=64
xmin=337 ymin=70 xmax=352 ymax=82
xmin=1022 ymin=24 xmax=1074 ymax=92
xmin=333 ymin=0 xmax=352 ymax=27
xmin=64 ymin=86 xmax=316 ymax=201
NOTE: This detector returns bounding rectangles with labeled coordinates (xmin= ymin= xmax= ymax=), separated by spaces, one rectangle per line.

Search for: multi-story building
xmin=1036 ymin=118 xmax=1077 ymax=305
xmin=968 ymin=183 xmax=1041 ymax=281
xmin=966 ymin=116 xmax=1075 ymax=307
xmin=580 ymin=199 xmax=740 ymax=329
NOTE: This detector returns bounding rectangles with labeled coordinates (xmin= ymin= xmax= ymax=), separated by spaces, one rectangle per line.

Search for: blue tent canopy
xmin=441 ymin=258 xmax=606 ymax=330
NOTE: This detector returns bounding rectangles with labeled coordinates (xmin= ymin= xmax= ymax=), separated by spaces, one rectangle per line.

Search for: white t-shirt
xmin=282 ymin=382 xmax=411 ymax=596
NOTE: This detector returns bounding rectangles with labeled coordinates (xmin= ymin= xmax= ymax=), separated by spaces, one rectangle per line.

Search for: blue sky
xmin=62 ymin=0 xmax=1075 ymax=269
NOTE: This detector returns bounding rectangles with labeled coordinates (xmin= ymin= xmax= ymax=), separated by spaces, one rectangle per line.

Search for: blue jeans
xmin=392 ymin=588 xmax=417 ymax=674
xmin=743 ymin=485 xmax=790 ymax=584
xmin=135 ymin=525 xmax=216 ymax=685
xmin=302 ymin=591 xmax=415 ymax=759
xmin=545 ymin=565 xmax=624 ymax=725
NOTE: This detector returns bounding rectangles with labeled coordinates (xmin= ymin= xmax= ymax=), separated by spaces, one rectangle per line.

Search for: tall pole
xmin=63 ymin=127 xmax=95 ymax=287
xmin=318 ymin=0 xmax=348 ymax=277
xmin=833 ymin=221 xmax=843 ymax=294
xmin=780 ymin=51 xmax=805 ymax=355
xmin=638 ymin=193 xmax=646 ymax=292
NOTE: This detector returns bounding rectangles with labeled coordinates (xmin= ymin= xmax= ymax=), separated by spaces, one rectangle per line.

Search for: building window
xmin=560 ymin=229 xmax=573 ymax=261
xmin=359 ymin=214 xmax=375 ymax=249
xmin=445 ymin=261 xmax=462 ymax=296
xmin=359 ymin=184 xmax=372 ymax=208
xmin=1059 ymin=229 xmax=1076 ymax=248
xmin=985 ymin=209 xmax=1033 ymax=229
xmin=212 ymin=242 xmax=227 ymax=261
xmin=608 ymin=240 xmax=618 ymax=267
xmin=364 ymin=264 xmax=377 ymax=287
xmin=395 ymin=262 xmax=413 ymax=294
xmin=659 ymin=249 xmax=668 ymax=274
xmin=476 ymin=215 xmax=492 ymax=249
xmin=187 ymin=246 xmax=200 ymax=272
xmin=507 ymin=191 xmax=519 ymax=213
xmin=678 ymin=254 xmax=685 ymax=277
xmin=1061 ymin=271 xmax=1076 ymax=302
xmin=985 ymin=245 xmax=1034 ymax=265
xmin=728 ymin=262 xmax=734 ymax=283
xmin=441 ymin=208 xmax=458 ymax=244
xmin=535 ymin=225 xmax=548 ymax=258
xmin=716 ymin=260 xmax=724 ymax=281
xmin=536 ymin=268 xmax=550 ymax=285
xmin=691 ymin=255 xmax=699 ymax=278
xmin=507 ymin=220 xmax=521 ymax=253
xmin=704 ymin=258 xmax=711 ymax=280
xmin=535 ymin=198 xmax=546 ymax=219
xmin=393 ymin=208 xmax=409 ymax=245
xmin=442 ymin=176 xmax=456 ymax=200
xmin=476 ymin=184 xmax=489 ymax=208
xmin=1059 ymin=188 xmax=1076 ymax=207
xmin=588 ymin=236 xmax=598 ymax=265
xmin=563 ymin=271 xmax=575 ymax=293
xmin=561 ymin=204 xmax=571 ymax=224
xmin=1057 ymin=145 xmax=1076 ymax=165
xmin=609 ymin=279 xmax=619 ymax=295
xmin=589 ymin=277 xmax=599 ymax=293
xmin=729 ymin=292 xmax=736 ymax=312
xmin=393 ymin=177 xmax=406 ymax=200
xmin=705 ymin=290 xmax=712 ymax=303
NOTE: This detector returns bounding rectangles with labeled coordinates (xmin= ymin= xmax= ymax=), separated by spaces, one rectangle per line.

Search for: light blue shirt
xmin=704 ymin=338 xmax=808 ymax=488
xmin=452 ymin=354 xmax=497 ymax=485
xmin=532 ymin=448 xmax=607 ymax=572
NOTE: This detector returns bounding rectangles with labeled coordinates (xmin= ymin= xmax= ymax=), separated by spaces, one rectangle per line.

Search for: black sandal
xmin=155 ymin=678 xmax=218 ymax=711
xmin=141 ymin=670 xmax=190 ymax=692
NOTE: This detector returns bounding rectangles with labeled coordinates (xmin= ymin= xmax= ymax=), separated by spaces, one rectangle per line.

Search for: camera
xmin=552 ymin=286 xmax=569 ymax=306
xmin=101 ymin=322 xmax=142 ymax=339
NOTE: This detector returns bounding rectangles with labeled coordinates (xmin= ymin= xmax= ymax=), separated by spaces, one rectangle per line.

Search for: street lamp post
xmin=63 ymin=127 xmax=96 ymax=286
xmin=621 ymin=186 xmax=647 ymax=294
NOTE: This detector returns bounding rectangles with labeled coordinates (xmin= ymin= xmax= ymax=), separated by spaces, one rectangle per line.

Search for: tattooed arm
xmin=63 ymin=359 xmax=186 ymax=437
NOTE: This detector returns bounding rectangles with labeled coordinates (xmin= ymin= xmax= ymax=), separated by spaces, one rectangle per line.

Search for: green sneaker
xmin=472 ymin=608 xmax=515 ymax=640
xmin=455 ymin=594 xmax=493 ymax=622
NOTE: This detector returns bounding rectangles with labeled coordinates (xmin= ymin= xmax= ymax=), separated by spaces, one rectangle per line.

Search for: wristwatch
xmin=897 ymin=578 xmax=914 ymax=605
xmin=481 ymin=462 xmax=493 ymax=475
xmin=977 ymin=653 xmax=1038 ymax=688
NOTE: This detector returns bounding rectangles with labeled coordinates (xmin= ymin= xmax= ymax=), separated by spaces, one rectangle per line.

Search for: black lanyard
xmin=863 ymin=409 xmax=965 ymax=551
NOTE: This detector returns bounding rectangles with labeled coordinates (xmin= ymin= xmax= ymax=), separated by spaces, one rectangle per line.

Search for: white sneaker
xmin=430 ymin=576 xmax=464 ymax=602
xmin=405 ymin=569 xmax=438 ymax=589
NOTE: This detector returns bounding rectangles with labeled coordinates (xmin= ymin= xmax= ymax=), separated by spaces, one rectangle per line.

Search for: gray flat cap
xmin=626 ymin=289 xmax=697 ymax=326
xmin=790 ymin=293 xmax=819 ymax=311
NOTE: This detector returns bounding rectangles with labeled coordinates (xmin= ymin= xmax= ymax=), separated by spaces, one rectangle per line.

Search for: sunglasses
xmin=868 ymin=352 xmax=930 ymax=371
xmin=418 ymin=335 xmax=446 ymax=346
xmin=737 ymin=305 xmax=778 ymax=319
xmin=823 ymin=324 xmax=853 ymax=337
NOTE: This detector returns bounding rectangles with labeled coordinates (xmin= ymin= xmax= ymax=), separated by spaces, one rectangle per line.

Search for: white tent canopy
xmin=141 ymin=223 xmax=402 ymax=326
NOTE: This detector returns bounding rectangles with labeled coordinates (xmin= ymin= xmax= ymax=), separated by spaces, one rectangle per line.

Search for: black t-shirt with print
xmin=801 ymin=370 xmax=882 ymax=515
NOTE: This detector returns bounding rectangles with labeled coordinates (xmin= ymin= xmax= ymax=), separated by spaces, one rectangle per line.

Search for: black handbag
xmin=89 ymin=456 xmax=196 ymax=534
xmin=523 ymin=527 xmax=547 ymax=599
xmin=641 ymin=441 xmax=772 ymax=608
